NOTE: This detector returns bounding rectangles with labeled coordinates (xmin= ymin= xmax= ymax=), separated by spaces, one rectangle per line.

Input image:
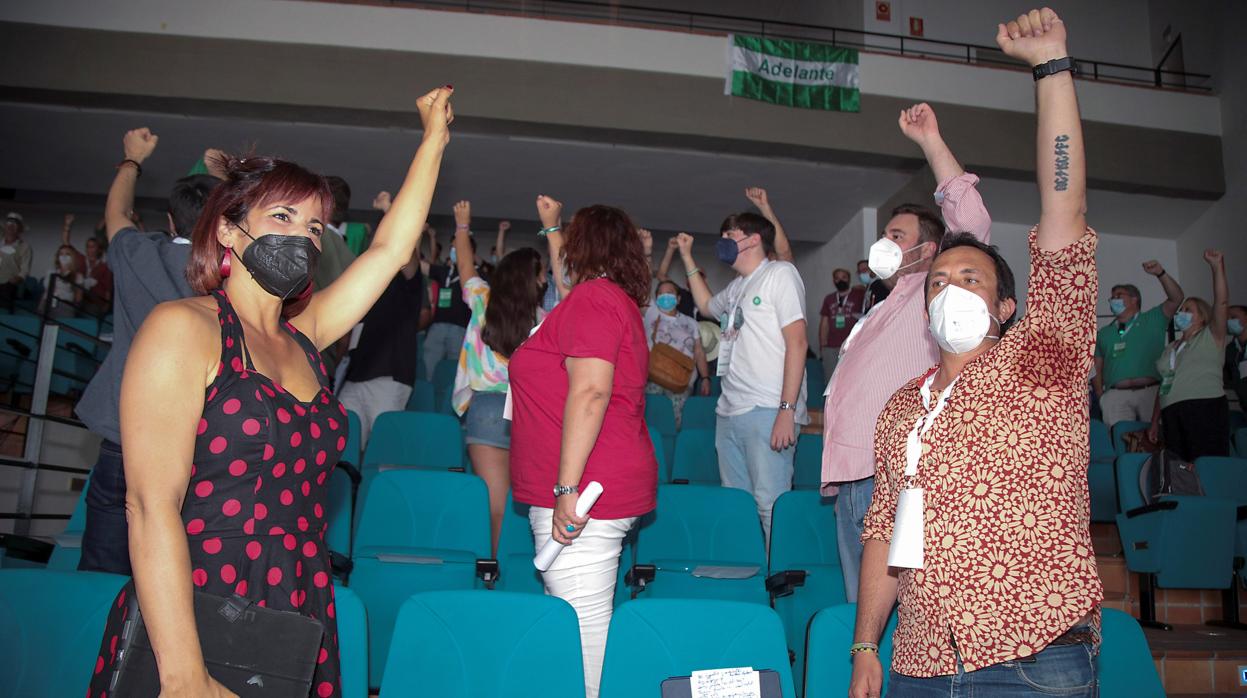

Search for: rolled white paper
xmin=533 ymin=481 xmax=604 ymax=572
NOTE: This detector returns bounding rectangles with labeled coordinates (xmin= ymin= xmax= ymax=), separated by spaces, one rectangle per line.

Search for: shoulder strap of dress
xmin=282 ymin=319 xmax=331 ymax=389
xmin=210 ymin=289 xmax=252 ymax=375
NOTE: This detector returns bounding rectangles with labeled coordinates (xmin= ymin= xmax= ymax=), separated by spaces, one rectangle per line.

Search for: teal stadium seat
xmin=792 ymin=433 xmax=822 ymax=490
xmin=495 ymin=494 xmax=543 ymax=594
xmin=645 ymin=393 xmax=677 ymax=465
xmin=627 ymin=485 xmax=768 ymax=604
xmin=1088 ymin=419 xmax=1117 ymax=522
xmin=0 ymin=569 xmax=128 ymax=697
xmin=431 ymin=359 xmax=458 ymax=415
xmin=349 ymin=470 xmax=493 ymax=688
xmin=804 ymin=358 xmax=824 ymax=410
xmin=803 ymin=604 xmax=898 ymax=697
xmin=1235 ymin=428 xmax=1247 ymax=457
xmin=1194 ymin=456 xmax=1247 ymax=591
xmin=1115 ymin=454 xmax=1237 ymax=628
xmin=362 ymin=411 xmax=464 ymax=472
xmin=381 ymin=591 xmax=584 ymax=698
xmin=600 ymin=598 xmax=795 ymax=698
xmin=671 ymin=428 xmax=719 ymax=485
xmin=1099 ymin=607 xmax=1165 ymax=696
xmin=326 ymin=410 xmax=363 ymax=576
xmin=333 ymin=584 xmax=369 ymax=698
xmin=767 ymin=490 xmax=844 ymax=694
xmin=405 ymin=380 xmax=436 ymax=412
xmin=649 ymin=426 xmax=671 ymax=484
xmin=681 ymin=395 xmax=717 ymax=431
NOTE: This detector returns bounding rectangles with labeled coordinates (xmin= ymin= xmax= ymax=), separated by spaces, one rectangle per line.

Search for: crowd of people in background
xmin=4 ymin=8 xmax=1229 ymax=698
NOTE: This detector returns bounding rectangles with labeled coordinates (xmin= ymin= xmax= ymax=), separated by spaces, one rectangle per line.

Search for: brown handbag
xmin=648 ymin=317 xmax=695 ymax=393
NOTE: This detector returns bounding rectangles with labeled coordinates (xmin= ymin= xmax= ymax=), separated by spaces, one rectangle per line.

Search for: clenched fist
xmin=535 ymin=195 xmax=563 ymax=229
xmin=996 ymin=8 xmax=1068 ymax=67
xmin=898 ymin=103 xmax=942 ymax=147
xmin=123 ymin=128 xmax=159 ymax=163
xmin=453 ymin=200 xmax=471 ymax=227
xmin=1141 ymin=260 xmax=1164 ymax=277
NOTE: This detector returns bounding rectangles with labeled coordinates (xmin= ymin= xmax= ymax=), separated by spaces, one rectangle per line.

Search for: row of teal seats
xmin=0 ymin=568 xmax=369 ymax=698
xmin=647 ymin=425 xmax=823 ymax=489
xmin=0 ymin=567 xmax=1164 ymax=697
xmin=1114 ymin=454 xmax=1247 ymax=630
xmin=0 ymin=314 xmax=112 ymax=397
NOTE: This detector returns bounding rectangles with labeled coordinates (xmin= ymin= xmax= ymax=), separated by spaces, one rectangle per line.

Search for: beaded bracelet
xmin=848 ymin=642 xmax=879 ymax=657
xmin=116 ymin=159 xmax=143 ymax=177
xmin=685 ymin=267 xmax=701 ymax=278
xmin=538 ymin=226 xmax=561 ymax=237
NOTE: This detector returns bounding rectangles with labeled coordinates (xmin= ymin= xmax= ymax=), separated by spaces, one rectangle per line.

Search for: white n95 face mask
xmin=928 ymin=283 xmax=999 ymax=354
xmin=868 ymin=238 xmax=925 ymax=279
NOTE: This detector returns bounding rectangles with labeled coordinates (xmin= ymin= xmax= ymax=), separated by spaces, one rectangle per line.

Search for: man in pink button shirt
xmin=822 ymin=103 xmax=991 ymax=601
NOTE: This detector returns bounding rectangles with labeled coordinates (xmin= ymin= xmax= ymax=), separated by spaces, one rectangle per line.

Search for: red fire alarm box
xmin=876 ymin=1 xmax=891 ymax=22
xmin=909 ymin=16 xmax=924 ymax=37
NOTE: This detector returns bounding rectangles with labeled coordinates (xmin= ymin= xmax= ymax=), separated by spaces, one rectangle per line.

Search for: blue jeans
xmin=715 ymin=407 xmax=794 ymax=544
xmin=424 ymin=322 xmax=466 ymax=381
xmin=835 ymin=476 xmax=875 ymax=602
xmin=889 ymin=640 xmax=1099 ymax=696
xmin=79 ymin=439 xmax=132 ymax=575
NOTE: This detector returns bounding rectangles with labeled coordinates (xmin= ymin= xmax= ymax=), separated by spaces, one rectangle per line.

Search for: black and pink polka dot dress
xmin=88 ymin=290 xmax=346 ymax=698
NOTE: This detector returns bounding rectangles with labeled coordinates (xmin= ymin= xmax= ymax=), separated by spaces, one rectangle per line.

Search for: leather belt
xmin=1047 ymin=625 xmax=1097 ymax=647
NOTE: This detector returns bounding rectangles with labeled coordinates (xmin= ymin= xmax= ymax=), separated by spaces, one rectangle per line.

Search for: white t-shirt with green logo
xmin=707 ymin=259 xmax=809 ymax=423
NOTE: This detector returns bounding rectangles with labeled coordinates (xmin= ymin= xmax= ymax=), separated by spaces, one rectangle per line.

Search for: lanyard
xmin=904 ymin=372 xmax=959 ymax=479
xmin=1116 ymin=314 xmax=1139 ymax=338
xmin=1168 ymin=340 xmax=1188 ymax=372
xmin=724 ymin=262 xmax=768 ymax=333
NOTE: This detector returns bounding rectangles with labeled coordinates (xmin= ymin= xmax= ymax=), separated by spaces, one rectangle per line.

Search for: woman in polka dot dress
xmin=87 ymin=86 xmax=454 ymax=698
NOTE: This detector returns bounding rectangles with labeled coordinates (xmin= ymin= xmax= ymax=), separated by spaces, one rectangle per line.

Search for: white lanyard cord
xmin=905 ymin=372 xmax=958 ymax=479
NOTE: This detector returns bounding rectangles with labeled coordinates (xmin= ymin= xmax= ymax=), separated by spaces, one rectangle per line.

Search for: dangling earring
xmin=220 ymin=249 xmax=232 ymax=278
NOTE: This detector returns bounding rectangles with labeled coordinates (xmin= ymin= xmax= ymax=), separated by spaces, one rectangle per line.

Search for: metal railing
xmin=324 ymin=0 xmax=1214 ymax=92
xmin=0 ymin=277 xmax=113 ymax=535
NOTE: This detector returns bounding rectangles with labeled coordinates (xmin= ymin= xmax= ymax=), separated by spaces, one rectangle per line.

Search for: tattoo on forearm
xmin=1053 ymin=134 xmax=1071 ymax=192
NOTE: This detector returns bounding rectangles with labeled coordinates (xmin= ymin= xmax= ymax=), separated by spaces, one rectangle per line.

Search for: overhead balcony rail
xmin=316 ymin=0 xmax=1213 ymax=92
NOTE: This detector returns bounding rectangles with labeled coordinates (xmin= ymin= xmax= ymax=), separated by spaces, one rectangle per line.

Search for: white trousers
xmin=529 ymin=507 xmax=636 ymax=698
xmin=336 ymin=376 xmax=413 ymax=446
xmin=1099 ymin=385 xmax=1158 ymax=427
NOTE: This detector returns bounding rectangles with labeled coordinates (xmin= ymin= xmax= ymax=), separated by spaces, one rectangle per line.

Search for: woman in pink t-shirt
xmin=508 ymin=197 xmax=658 ymax=698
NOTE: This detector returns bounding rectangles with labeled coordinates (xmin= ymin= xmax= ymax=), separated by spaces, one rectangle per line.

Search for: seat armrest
xmin=336 ymin=462 xmax=362 ymax=486
xmin=625 ymin=564 xmax=656 ymax=592
xmin=330 ymin=551 xmax=354 ymax=579
xmin=1124 ymin=500 xmax=1178 ymax=519
xmin=766 ymin=569 xmax=808 ymax=599
xmin=1237 ymin=505 xmax=1247 ymax=521
xmin=671 ymin=479 xmax=689 ymax=485
xmin=0 ymin=533 xmax=55 ymax=564
xmin=476 ymin=558 xmax=499 ymax=588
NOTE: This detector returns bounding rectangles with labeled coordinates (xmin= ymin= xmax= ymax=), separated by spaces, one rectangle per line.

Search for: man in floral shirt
xmin=850 ymin=8 xmax=1102 ymax=697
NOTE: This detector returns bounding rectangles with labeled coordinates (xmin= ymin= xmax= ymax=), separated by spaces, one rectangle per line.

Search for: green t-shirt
xmin=1094 ymin=304 xmax=1168 ymax=387
xmin=1157 ymin=327 xmax=1226 ymax=408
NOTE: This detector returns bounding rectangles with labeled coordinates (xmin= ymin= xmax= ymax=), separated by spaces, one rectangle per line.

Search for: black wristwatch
xmin=1032 ymin=57 xmax=1076 ymax=81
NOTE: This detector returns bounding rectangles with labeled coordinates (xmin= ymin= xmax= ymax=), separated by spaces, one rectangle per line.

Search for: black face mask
xmin=235 ymin=226 xmax=320 ymax=300
xmin=834 ymin=280 xmax=850 ymax=292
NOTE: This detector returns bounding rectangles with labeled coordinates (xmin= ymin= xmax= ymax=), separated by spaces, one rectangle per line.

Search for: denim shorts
xmin=464 ymin=390 xmax=511 ymax=449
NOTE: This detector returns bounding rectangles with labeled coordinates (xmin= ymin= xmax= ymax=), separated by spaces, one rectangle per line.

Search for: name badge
xmin=438 ymin=287 xmax=453 ymax=308
xmin=887 ymin=488 xmax=924 ymax=569
xmin=716 ymin=338 xmax=735 ymax=377
xmin=1112 ymin=342 xmax=1127 ymax=356
xmin=835 ymin=314 xmax=846 ymax=329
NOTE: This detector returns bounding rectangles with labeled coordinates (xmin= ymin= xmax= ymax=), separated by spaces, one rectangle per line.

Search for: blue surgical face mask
xmin=858 ymin=272 xmax=873 ymax=286
xmin=716 ymin=237 xmax=740 ymax=265
xmin=1174 ymin=311 xmax=1194 ymax=332
xmin=656 ymin=293 xmax=678 ymax=312
xmin=1230 ymin=318 xmax=1244 ymax=336
xmin=1108 ymin=298 xmax=1126 ymax=316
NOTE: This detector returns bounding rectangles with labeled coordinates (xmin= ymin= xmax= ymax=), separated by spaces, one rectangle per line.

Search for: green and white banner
xmin=725 ymin=34 xmax=860 ymax=112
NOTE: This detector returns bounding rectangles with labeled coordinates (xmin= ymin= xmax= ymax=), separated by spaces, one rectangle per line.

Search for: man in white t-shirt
xmin=676 ymin=213 xmax=808 ymax=542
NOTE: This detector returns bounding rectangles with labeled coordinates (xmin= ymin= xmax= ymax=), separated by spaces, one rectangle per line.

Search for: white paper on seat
xmin=691 ymin=667 xmax=760 ymax=698
xmin=690 ymin=565 xmax=760 ymax=580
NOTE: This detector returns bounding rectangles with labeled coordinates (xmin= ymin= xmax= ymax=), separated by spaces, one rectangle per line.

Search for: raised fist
xmin=122 ymin=128 xmax=159 ymax=163
xmin=996 ymin=8 xmax=1068 ymax=67
xmin=416 ymin=85 xmax=455 ymax=148
xmin=372 ymin=191 xmax=392 ymax=212
xmin=63 ymin=213 xmax=75 ymax=229
xmin=637 ymin=228 xmax=653 ymax=255
xmin=453 ymin=200 xmax=471 ymax=227
xmin=667 ymin=237 xmax=680 ymax=251
xmin=898 ymin=103 xmax=941 ymax=146
xmin=1204 ymin=249 xmax=1224 ymax=266
xmin=675 ymin=232 xmax=695 ymax=256
xmin=1141 ymin=260 xmax=1164 ymax=276
xmin=744 ymin=187 xmax=770 ymax=212
xmin=498 ymin=220 xmax=511 ymax=233
xmin=535 ymin=195 xmax=563 ymax=229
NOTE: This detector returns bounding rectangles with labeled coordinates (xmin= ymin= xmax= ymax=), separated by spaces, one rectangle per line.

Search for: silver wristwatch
xmin=779 ymin=401 xmax=796 ymax=411
xmin=553 ymin=484 xmax=579 ymax=497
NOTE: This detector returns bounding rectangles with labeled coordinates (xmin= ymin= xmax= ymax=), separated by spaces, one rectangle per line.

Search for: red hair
xmin=562 ymin=205 xmax=651 ymax=307
xmin=187 ymin=155 xmax=332 ymax=299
